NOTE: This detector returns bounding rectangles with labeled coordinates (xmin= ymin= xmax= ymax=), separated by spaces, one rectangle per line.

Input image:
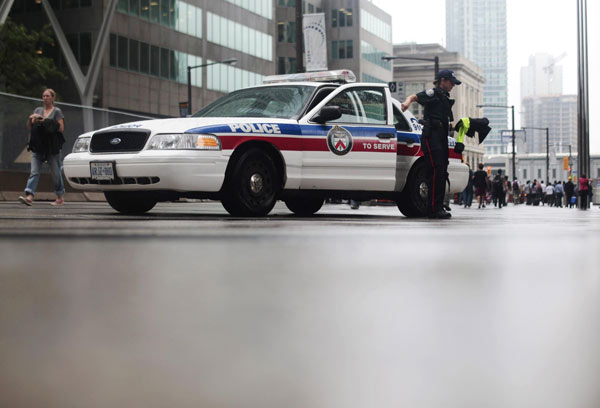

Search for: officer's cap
xmin=436 ymin=69 xmax=462 ymax=85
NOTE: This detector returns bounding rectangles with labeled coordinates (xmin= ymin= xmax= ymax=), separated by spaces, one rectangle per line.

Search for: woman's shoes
xmin=50 ymin=197 xmax=65 ymax=206
xmin=18 ymin=195 xmax=33 ymax=206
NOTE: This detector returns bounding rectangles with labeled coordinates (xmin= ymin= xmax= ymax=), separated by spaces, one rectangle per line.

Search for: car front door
xmin=298 ymin=84 xmax=397 ymax=191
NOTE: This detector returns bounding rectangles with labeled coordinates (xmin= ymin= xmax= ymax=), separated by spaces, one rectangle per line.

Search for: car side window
xmin=356 ymin=89 xmax=386 ymax=124
xmin=325 ymin=89 xmax=361 ymax=123
xmin=305 ymin=87 xmax=336 ymax=113
xmin=322 ymin=87 xmax=387 ymax=124
xmin=393 ymin=105 xmax=411 ymax=131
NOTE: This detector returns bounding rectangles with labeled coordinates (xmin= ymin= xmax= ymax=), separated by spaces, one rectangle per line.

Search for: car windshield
xmin=193 ymin=85 xmax=315 ymax=119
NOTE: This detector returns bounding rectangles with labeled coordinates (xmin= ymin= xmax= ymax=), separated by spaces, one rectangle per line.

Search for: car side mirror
xmin=312 ymin=106 xmax=342 ymax=124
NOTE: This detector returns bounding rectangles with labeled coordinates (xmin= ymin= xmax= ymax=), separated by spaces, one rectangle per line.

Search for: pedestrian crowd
xmin=460 ymin=166 xmax=595 ymax=210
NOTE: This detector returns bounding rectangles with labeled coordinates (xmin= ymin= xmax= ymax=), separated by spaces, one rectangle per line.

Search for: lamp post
xmin=187 ymin=58 xmax=237 ymax=115
xmin=381 ymin=55 xmax=440 ymax=79
xmin=523 ymin=127 xmax=550 ymax=183
xmin=477 ymin=104 xmax=515 ymax=180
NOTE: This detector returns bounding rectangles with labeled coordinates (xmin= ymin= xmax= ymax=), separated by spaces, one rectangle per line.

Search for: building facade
xmin=446 ymin=0 xmax=508 ymax=156
xmin=390 ymin=43 xmax=486 ymax=169
xmin=8 ymin=0 xmax=276 ymax=119
xmin=276 ymin=0 xmax=392 ymax=84
xmin=485 ymin=152 xmax=600 ymax=196
xmin=521 ymin=95 xmax=577 ymax=155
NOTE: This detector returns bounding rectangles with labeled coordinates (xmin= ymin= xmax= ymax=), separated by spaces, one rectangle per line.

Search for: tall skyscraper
xmin=446 ymin=0 xmax=508 ymax=155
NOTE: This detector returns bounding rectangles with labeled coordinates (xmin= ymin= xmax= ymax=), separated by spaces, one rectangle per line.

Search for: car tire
xmin=104 ymin=191 xmax=157 ymax=215
xmin=284 ymin=196 xmax=324 ymax=216
xmin=397 ymin=160 xmax=428 ymax=217
xmin=221 ymin=148 xmax=281 ymax=217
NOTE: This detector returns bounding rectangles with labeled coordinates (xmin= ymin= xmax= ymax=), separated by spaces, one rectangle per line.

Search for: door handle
xmin=376 ymin=133 xmax=394 ymax=139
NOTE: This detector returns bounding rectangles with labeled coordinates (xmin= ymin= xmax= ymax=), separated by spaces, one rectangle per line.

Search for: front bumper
xmin=63 ymin=150 xmax=229 ymax=192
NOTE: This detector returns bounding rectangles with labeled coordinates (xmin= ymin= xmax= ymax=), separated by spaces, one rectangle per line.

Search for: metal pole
xmin=434 ymin=56 xmax=439 ymax=78
xmin=568 ymin=144 xmax=572 ymax=178
xmin=187 ymin=66 xmax=192 ymax=115
xmin=577 ymin=0 xmax=590 ymax=183
xmin=511 ymin=105 xmax=515 ymax=181
xmin=295 ymin=0 xmax=304 ymax=73
xmin=546 ymin=128 xmax=550 ymax=185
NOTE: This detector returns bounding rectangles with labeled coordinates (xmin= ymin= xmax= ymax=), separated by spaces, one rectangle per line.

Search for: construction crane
xmin=542 ymin=52 xmax=567 ymax=76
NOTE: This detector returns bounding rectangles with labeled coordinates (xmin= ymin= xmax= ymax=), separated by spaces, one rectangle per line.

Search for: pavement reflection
xmin=1 ymin=202 xmax=599 ymax=407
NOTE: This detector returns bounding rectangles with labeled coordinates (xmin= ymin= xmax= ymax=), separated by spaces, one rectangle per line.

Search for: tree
xmin=0 ymin=19 xmax=66 ymax=97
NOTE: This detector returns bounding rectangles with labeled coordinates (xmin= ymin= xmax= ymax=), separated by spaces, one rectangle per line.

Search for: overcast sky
xmin=371 ymin=0 xmax=599 ymax=153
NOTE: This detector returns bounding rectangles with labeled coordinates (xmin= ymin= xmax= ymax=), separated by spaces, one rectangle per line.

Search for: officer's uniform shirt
xmin=415 ymin=87 xmax=454 ymax=152
xmin=415 ymin=87 xmax=454 ymax=126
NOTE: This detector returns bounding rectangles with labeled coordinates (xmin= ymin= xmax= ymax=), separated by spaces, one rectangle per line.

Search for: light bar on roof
xmin=263 ymin=70 xmax=356 ymax=84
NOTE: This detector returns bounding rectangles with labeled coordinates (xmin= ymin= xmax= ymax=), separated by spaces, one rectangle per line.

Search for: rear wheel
xmin=221 ymin=148 xmax=281 ymax=217
xmin=396 ymin=161 xmax=428 ymax=217
xmin=104 ymin=191 xmax=157 ymax=215
xmin=284 ymin=196 xmax=324 ymax=216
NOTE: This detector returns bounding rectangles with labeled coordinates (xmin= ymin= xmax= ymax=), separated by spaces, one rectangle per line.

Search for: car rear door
xmin=298 ymin=84 xmax=397 ymax=191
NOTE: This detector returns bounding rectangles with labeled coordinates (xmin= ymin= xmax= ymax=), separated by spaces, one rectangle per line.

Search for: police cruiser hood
xmin=88 ymin=117 xmax=299 ymax=137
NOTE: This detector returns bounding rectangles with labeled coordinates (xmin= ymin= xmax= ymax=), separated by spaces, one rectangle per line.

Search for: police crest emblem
xmin=326 ymin=125 xmax=353 ymax=156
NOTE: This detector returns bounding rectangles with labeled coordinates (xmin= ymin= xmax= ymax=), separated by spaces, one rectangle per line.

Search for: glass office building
xmin=7 ymin=0 xmax=276 ymax=118
xmin=446 ymin=0 xmax=508 ymax=155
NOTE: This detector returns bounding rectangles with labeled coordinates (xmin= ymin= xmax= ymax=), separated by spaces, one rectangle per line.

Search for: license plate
xmin=90 ymin=162 xmax=115 ymax=180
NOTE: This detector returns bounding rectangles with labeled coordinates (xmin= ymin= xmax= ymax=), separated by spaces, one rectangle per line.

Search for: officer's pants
xmin=422 ymin=138 xmax=448 ymax=214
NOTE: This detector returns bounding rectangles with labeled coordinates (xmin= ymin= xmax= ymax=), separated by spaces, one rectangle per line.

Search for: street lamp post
xmin=187 ymin=58 xmax=237 ymax=115
xmin=381 ymin=55 xmax=440 ymax=79
xmin=477 ymin=104 xmax=515 ymax=180
xmin=523 ymin=127 xmax=550 ymax=183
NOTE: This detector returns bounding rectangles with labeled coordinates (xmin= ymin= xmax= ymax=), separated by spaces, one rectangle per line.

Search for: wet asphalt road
xmin=1 ymin=201 xmax=599 ymax=408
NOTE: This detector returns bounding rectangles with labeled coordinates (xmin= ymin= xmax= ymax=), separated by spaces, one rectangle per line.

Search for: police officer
xmin=401 ymin=69 xmax=461 ymax=219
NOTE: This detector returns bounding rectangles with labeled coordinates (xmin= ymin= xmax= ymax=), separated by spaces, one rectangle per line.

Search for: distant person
xmin=462 ymin=163 xmax=474 ymax=208
xmin=545 ymin=182 xmax=555 ymax=207
xmin=512 ymin=178 xmax=521 ymax=204
xmin=564 ymin=177 xmax=575 ymax=208
xmin=473 ymin=163 xmax=488 ymax=209
xmin=18 ymin=89 xmax=65 ymax=207
xmin=554 ymin=181 xmax=564 ymax=208
xmin=492 ymin=169 xmax=506 ymax=208
xmin=524 ymin=180 xmax=532 ymax=205
xmin=579 ymin=174 xmax=589 ymax=210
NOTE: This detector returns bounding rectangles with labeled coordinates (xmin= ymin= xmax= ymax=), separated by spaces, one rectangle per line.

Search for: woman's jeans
xmin=24 ymin=151 xmax=65 ymax=197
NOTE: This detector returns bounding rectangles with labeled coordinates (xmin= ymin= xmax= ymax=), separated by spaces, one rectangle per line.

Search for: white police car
xmin=64 ymin=70 xmax=468 ymax=217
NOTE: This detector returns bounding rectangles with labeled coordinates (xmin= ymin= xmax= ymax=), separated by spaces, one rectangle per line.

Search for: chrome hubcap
xmin=250 ymin=173 xmax=264 ymax=194
xmin=419 ymin=181 xmax=428 ymax=199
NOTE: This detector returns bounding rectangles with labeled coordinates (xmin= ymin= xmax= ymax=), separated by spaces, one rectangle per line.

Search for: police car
xmin=63 ymin=70 xmax=468 ymax=217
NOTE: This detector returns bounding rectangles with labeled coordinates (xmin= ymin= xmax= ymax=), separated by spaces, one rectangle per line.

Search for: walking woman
xmin=19 ymin=89 xmax=66 ymax=206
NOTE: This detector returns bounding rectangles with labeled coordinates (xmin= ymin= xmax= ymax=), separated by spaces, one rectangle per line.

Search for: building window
xmin=332 ymin=40 xmax=352 ymax=59
xmin=537 ymin=168 xmax=542 ymax=179
xmin=117 ymin=35 xmax=128 ymax=70
xmin=331 ymin=9 xmax=337 ymax=27
xmin=523 ymin=169 xmax=527 ymax=179
xmin=140 ymin=42 xmax=149 ymax=74
xmin=129 ymin=39 xmax=139 ymax=72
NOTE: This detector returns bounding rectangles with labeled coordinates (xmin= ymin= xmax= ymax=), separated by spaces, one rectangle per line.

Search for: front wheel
xmin=396 ymin=161 xmax=428 ymax=217
xmin=284 ymin=196 xmax=324 ymax=216
xmin=221 ymin=148 xmax=281 ymax=217
xmin=104 ymin=191 xmax=157 ymax=215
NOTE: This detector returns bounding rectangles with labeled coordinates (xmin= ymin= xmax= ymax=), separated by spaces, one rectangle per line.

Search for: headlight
xmin=72 ymin=136 xmax=91 ymax=153
xmin=147 ymin=134 xmax=221 ymax=150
